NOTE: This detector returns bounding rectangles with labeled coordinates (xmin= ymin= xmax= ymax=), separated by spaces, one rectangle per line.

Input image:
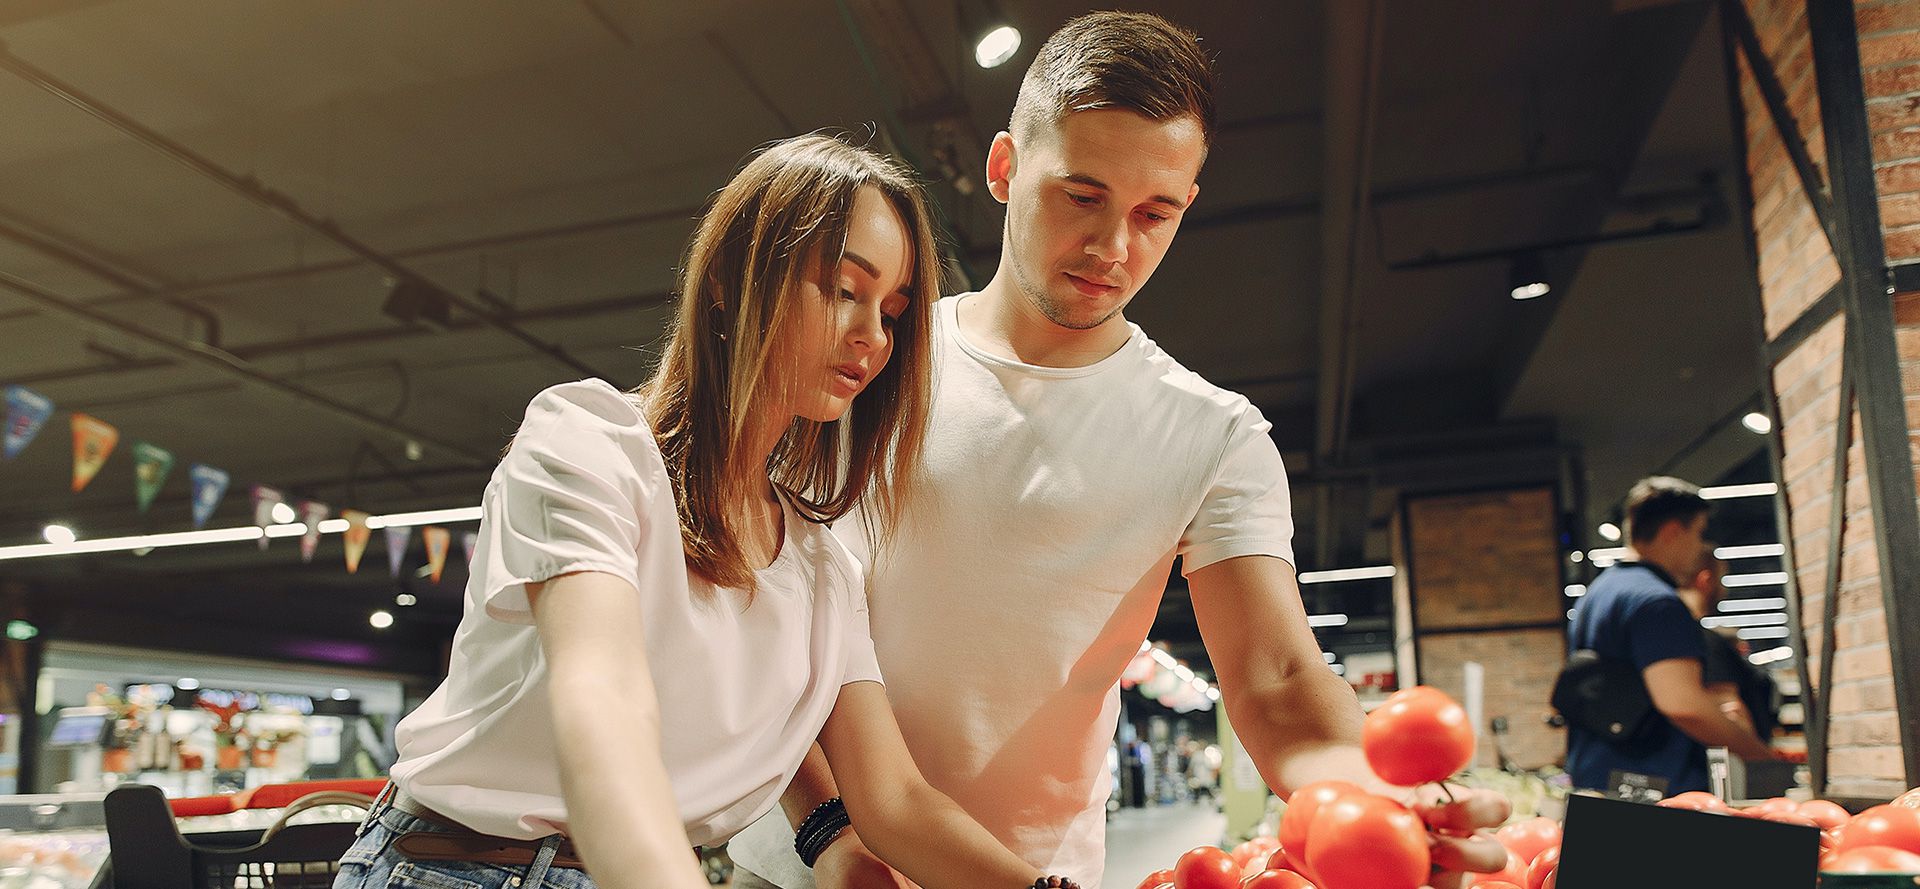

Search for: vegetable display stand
xmin=95 ymin=781 xmax=375 ymax=888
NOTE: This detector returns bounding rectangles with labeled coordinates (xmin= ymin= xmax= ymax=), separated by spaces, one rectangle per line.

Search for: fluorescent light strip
xmin=1719 ymin=597 xmax=1788 ymax=613
xmin=368 ymin=506 xmax=484 ymax=529
xmin=1701 ymin=482 xmax=1778 ymax=500
xmin=1298 ymin=565 xmax=1397 ymax=584
xmin=1307 ymin=613 xmax=1350 ymax=628
xmin=1716 ymin=543 xmax=1785 ymax=560
xmin=1701 ymin=612 xmax=1788 ymax=629
xmin=0 ymin=504 xmax=484 ymax=562
xmin=1724 ymin=571 xmax=1789 ymax=588
xmin=1750 ymin=647 xmax=1794 ymax=666
xmin=1589 ymin=547 xmax=1627 ymax=562
xmin=1738 ymin=626 xmax=1792 ymax=640
xmin=1565 ymin=584 xmax=1588 ymax=598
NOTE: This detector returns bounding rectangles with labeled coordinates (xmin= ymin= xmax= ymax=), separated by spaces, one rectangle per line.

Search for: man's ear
xmin=987 ymin=131 xmax=1016 ymax=205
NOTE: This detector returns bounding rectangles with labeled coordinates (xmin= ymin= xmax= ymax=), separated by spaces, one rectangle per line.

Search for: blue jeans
xmin=333 ymin=791 xmax=595 ymax=889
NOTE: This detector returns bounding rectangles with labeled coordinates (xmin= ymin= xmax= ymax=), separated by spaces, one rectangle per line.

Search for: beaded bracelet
xmin=795 ymin=797 xmax=852 ymax=868
xmin=1031 ymin=877 xmax=1081 ymax=889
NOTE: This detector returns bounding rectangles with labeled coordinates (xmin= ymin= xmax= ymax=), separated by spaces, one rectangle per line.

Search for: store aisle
xmin=1103 ymin=800 xmax=1228 ymax=887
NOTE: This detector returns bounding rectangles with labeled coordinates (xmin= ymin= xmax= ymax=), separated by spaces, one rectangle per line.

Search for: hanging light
xmin=975 ymin=24 xmax=1021 ymax=68
xmin=1509 ymin=252 xmax=1550 ymax=300
xmin=1742 ymin=412 xmax=1772 ymax=434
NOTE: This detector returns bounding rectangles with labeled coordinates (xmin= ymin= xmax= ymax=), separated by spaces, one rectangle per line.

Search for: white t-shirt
xmin=731 ymin=295 xmax=1294 ymax=888
xmin=390 ymin=379 xmax=883 ymax=847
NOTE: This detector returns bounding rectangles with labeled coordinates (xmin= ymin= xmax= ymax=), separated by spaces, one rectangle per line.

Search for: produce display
xmin=1122 ymin=683 xmax=1920 ymax=888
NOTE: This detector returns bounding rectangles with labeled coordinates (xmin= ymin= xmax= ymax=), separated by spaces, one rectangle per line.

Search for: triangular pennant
xmin=422 ymin=526 xmax=451 ymax=583
xmin=188 ymin=464 xmax=230 ymax=529
xmin=298 ymin=501 xmax=330 ymax=563
xmin=461 ymin=531 xmax=478 ymax=564
xmin=4 ymin=385 xmax=53 ymax=460
xmin=70 ymin=414 xmax=119 ymax=492
xmin=132 ymin=442 xmax=175 ymax=514
xmin=341 ymin=510 xmax=371 ymax=574
xmin=251 ymin=486 xmax=285 ymax=551
xmin=385 ymin=525 xmax=411 ymax=579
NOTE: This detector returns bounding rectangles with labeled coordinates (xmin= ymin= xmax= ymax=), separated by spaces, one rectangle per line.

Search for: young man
xmin=1566 ymin=478 xmax=1775 ymax=795
xmin=730 ymin=12 xmax=1508 ymax=889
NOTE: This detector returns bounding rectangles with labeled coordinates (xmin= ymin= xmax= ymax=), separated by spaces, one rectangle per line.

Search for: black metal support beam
xmin=1812 ymin=359 xmax=1856 ymax=794
xmin=1807 ymin=0 xmax=1920 ymax=787
xmin=1718 ymin=3 xmax=1826 ymax=796
xmin=1723 ymin=0 xmax=1839 ymax=244
xmin=1764 ymin=281 xmax=1844 ymax=363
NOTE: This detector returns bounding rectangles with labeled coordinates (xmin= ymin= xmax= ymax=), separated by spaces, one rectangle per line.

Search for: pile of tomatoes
xmin=1656 ymin=786 xmax=1920 ymax=876
xmin=1132 ymin=686 xmax=1511 ymax=889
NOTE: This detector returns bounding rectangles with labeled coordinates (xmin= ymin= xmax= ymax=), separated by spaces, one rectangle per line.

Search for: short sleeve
xmin=478 ymin=380 xmax=663 ymax=623
xmin=838 ymin=556 xmax=884 ymax=686
xmin=1623 ymin=595 xmax=1706 ymax=671
xmin=1178 ymin=403 xmax=1297 ymax=575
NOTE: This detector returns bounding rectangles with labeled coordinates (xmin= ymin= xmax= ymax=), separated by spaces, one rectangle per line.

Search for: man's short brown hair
xmin=1009 ymin=11 xmax=1217 ymax=150
xmin=1623 ymin=476 xmax=1710 ymax=544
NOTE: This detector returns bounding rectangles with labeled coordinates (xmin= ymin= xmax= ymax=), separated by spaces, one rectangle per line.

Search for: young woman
xmin=333 ymin=135 xmax=1079 ymax=889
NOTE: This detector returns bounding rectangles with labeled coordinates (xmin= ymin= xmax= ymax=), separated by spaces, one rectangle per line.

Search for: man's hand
xmin=1409 ymin=785 xmax=1512 ymax=889
xmin=813 ymin=831 xmax=915 ymax=889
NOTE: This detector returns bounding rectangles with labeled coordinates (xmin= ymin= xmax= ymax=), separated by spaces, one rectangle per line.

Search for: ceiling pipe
xmin=0 ymin=41 xmax=618 ymax=386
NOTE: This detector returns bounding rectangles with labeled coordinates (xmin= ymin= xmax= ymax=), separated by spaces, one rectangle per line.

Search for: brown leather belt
xmin=387 ymin=788 xmax=585 ymax=870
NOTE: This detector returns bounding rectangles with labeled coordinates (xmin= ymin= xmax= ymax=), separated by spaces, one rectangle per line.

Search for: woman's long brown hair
xmin=639 ymin=134 xmax=939 ymax=596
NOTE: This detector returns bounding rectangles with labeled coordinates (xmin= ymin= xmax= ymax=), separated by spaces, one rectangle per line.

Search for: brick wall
xmin=1736 ymin=0 xmax=1915 ymax=798
xmin=1403 ymin=488 xmax=1565 ymax=770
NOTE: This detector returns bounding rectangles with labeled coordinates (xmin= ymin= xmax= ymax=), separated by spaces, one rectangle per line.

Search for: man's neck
xmin=965 ymin=273 xmax=1132 ymax=368
xmin=1622 ymin=546 xmax=1687 ymax=586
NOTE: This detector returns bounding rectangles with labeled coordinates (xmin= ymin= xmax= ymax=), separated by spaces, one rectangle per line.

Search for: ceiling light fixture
xmin=1509 ymin=253 xmax=1551 ymax=300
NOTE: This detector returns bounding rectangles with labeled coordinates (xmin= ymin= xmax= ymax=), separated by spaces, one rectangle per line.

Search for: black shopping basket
xmin=98 ymin=783 xmax=375 ymax=889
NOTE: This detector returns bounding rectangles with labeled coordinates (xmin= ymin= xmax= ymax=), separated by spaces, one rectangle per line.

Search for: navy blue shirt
xmin=1566 ymin=563 xmax=1709 ymax=794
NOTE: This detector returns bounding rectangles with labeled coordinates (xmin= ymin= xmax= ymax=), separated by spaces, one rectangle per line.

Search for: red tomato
xmin=1175 ymin=847 xmax=1242 ymax=889
xmin=1894 ymin=787 xmax=1920 ymax=810
xmin=1240 ymin=871 xmax=1315 ymax=889
xmin=1539 ymin=870 xmax=1557 ymax=889
xmin=1758 ymin=808 xmax=1820 ymax=828
xmin=1494 ymin=817 xmax=1563 ymax=865
xmin=1304 ymin=794 xmax=1430 ymax=889
xmin=1821 ymin=845 xmax=1920 ymax=873
xmin=1230 ymin=837 xmax=1281 ymax=875
xmin=1263 ymin=849 xmax=1296 ymax=874
xmin=1658 ymin=791 xmax=1730 ymax=813
xmin=1836 ymin=805 xmax=1920 ymax=856
xmin=1136 ymin=869 xmax=1177 ymax=889
xmin=1478 ymin=850 xmax=1528 ymax=886
xmin=1526 ymin=846 xmax=1562 ymax=889
xmin=1361 ymin=686 xmax=1476 ymax=786
xmin=1278 ymin=781 xmax=1363 ymax=880
xmin=1799 ymin=799 xmax=1852 ymax=831
xmin=1470 ymin=883 xmax=1524 ymax=889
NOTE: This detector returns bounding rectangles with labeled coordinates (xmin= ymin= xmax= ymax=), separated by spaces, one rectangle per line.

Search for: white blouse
xmin=389 ymin=379 xmax=882 ymax=846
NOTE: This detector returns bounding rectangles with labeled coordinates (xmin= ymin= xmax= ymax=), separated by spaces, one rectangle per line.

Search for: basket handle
xmin=249 ymin=789 xmax=377 ymax=846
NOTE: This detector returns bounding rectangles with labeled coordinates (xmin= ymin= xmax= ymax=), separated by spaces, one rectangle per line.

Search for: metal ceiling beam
xmin=0 ymin=42 xmax=618 ymax=386
xmin=6 ymin=289 xmax=673 ymax=388
xmin=0 ymin=205 xmax=703 ymax=324
xmin=0 ymin=210 xmax=224 ymax=344
xmin=1312 ymin=0 xmax=1384 ymax=565
xmin=0 ymin=268 xmax=495 ymax=465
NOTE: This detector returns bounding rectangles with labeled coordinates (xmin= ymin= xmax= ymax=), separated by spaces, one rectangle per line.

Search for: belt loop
xmin=356 ymin=782 xmax=396 ymax=838
xmin=520 ymin=834 xmax=562 ymax=885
